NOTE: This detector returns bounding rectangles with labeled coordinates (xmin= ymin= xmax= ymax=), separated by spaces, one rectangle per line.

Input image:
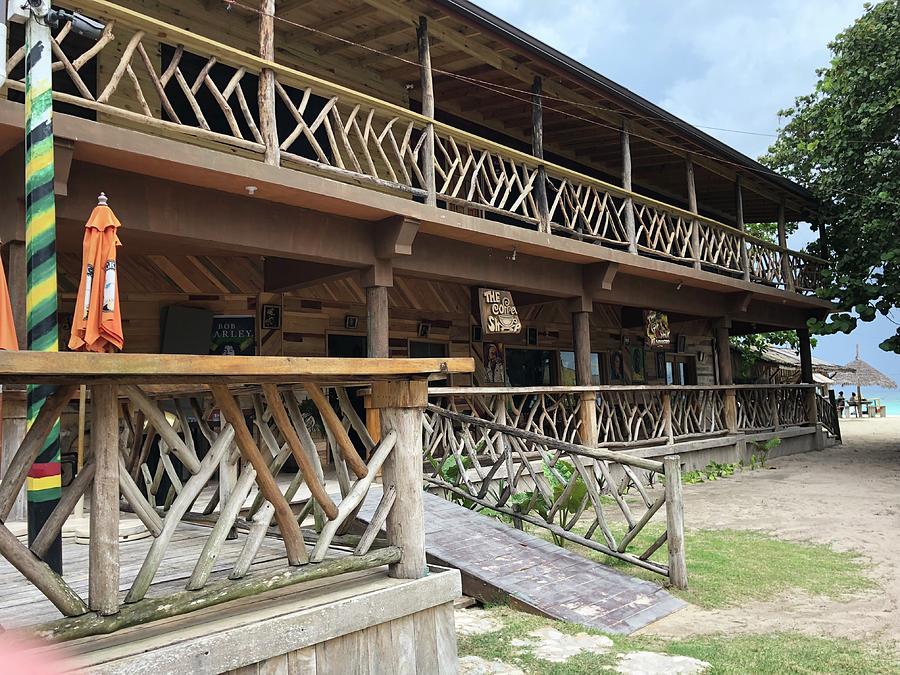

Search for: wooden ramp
xmin=356 ymin=488 xmax=684 ymax=634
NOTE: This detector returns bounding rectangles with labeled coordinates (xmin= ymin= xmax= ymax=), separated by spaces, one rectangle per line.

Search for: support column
xmin=417 ymin=17 xmax=436 ymax=206
xmin=531 ymin=77 xmax=550 ymax=233
xmin=372 ymin=380 xmax=427 ymax=580
xmin=362 ymin=262 xmax=392 ymax=359
xmin=366 ymin=286 xmax=389 ymax=359
xmin=1 ymin=241 xmax=26 ymax=522
xmin=798 ymin=327 xmax=817 ymax=426
xmin=663 ymin=455 xmax=687 ymax=590
xmin=572 ymin=307 xmax=597 ymax=447
xmin=778 ymin=196 xmax=794 ymax=291
xmin=258 ymin=0 xmax=279 ymax=166
xmin=686 ymin=155 xmax=701 ymax=270
xmin=735 ymin=175 xmax=751 ymax=282
xmin=621 ymin=121 xmax=637 ymax=253
xmin=24 ymin=1 xmax=63 ymax=574
xmin=716 ymin=320 xmax=737 ymax=433
xmin=89 ymin=384 xmax=120 ymax=615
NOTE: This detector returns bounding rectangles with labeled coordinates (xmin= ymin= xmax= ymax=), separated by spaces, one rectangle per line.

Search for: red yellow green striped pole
xmin=24 ymin=0 xmax=63 ymax=573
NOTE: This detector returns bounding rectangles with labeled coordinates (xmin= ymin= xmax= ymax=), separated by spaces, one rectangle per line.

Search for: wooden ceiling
xmin=125 ymin=0 xmax=817 ymax=225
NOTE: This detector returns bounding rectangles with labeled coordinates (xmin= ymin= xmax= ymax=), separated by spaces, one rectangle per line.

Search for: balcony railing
xmin=428 ymin=384 xmax=822 ymax=449
xmin=0 ymin=352 xmax=471 ymax=638
xmin=5 ymin=0 xmax=825 ymax=294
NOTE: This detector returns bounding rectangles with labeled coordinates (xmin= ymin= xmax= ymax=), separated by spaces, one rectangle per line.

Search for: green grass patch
xmin=529 ymin=522 xmax=874 ymax=609
xmin=457 ymin=605 xmax=900 ymax=674
xmin=667 ymin=633 xmax=900 ymax=675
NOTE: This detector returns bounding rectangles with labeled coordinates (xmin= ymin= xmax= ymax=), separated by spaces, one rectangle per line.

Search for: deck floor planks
xmin=356 ymin=488 xmax=685 ymax=634
xmin=0 ymin=523 xmax=289 ymax=628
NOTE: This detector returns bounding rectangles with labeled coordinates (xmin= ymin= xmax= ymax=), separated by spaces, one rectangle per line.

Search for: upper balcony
xmin=1 ymin=0 xmax=826 ymax=296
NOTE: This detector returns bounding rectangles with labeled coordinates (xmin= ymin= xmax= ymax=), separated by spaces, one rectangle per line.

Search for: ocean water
xmin=833 ymin=386 xmax=900 ymax=417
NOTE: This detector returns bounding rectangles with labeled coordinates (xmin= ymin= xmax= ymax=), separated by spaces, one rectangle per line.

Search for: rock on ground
xmin=455 ymin=608 xmax=504 ymax=636
xmin=616 ymin=651 xmax=710 ymax=674
xmin=458 ymin=655 xmax=525 ymax=675
xmin=510 ymin=626 xmax=613 ymax=662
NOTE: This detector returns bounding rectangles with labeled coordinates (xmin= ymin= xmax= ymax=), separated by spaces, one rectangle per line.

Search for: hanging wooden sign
xmin=478 ymin=288 xmax=522 ymax=335
xmin=644 ymin=310 xmax=670 ymax=347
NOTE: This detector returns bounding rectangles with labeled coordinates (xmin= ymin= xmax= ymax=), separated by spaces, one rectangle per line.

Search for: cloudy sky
xmin=476 ymin=0 xmax=898 ymax=380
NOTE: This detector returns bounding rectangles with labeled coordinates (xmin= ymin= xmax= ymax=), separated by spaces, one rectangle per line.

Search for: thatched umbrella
xmin=839 ymin=345 xmax=897 ymax=413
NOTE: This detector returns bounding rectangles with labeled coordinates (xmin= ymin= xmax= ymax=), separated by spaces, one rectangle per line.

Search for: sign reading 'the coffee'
xmin=478 ymin=288 xmax=522 ymax=335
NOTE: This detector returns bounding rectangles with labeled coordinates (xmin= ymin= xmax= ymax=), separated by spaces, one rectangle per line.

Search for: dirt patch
xmin=640 ymin=418 xmax=900 ymax=646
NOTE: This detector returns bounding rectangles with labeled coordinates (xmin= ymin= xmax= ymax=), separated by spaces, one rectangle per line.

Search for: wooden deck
xmin=358 ymin=488 xmax=685 ymax=634
xmin=0 ymin=523 xmax=293 ymax=629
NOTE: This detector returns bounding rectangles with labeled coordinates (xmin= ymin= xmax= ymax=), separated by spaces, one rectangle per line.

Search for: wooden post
xmin=735 ymin=174 xmax=750 ymax=282
xmin=572 ymin=310 xmax=597 ymax=446
xmin=778 ymin=196 xmax=794 ymax=291
xmin=531 ymin=77 xmax=550 ymax=233
xmin=89 ymin=384 xmax=120 ymax=616
xmin=663 ymin=455 xmax=687 ymax=590
xmin=686 ymin=156 xmax=701 ymax=270
xmin=716 ymin=322 xmax=737 ymax=433
xmin=366 ymin=285 xmax=389 ymax=358
xmin=258 ymin=0 xmax=279 ymax=166
xmin=372 ymin=379 xmax=427 ymax=580
xmin=662 ymin=390 xmax=674 ymax=446
xmin=621 ymin=121 xmax=637 ymax=253
xmin=417 ymin=16 xmax=436 ymax=206
xmin=1 ymin=241 xmax=27 ymax=522
xmin=798 ymin=327 xmax=817 ymax=426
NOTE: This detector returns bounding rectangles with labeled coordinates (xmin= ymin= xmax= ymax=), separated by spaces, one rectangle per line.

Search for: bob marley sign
xmin=478 ymin=288 xmax=521 ymax=335
xmin=210 ymin=315 xmax=255 ymax=356
xmin=644 ymin=310 xmax=670 ymax=347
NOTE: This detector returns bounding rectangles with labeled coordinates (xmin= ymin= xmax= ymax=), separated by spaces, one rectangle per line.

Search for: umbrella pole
xmin=23 ymin=0 xmax=63 ymax=574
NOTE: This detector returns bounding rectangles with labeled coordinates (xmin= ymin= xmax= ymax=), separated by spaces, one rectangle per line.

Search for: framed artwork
xmin=483 ymin=342 xmax=505 ymax=384
xmin=676 ymin=334 xmax=687 ymax=353
xmin=526 ymin=326 xmax=538 ymax=346
xmin=629 ymin=346 xmax=646 ymax=383
xmin=417 ymin=321 xmax=431 ymax=338
xmin=609 ymin=350 xmax=625 ymax=384
xmin=210 ymin=315 xmax=255 ymax=356
xmin=261 ymin=303 xmax=281 ymax=330
xmin=344 ymin=315 xmax=359 ymax=330
xmin=656 ymin=351 xmax=667 ymax=382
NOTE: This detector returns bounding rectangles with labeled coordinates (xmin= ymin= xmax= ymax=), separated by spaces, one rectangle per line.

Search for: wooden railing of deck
xmin=0 ymin=352 xmax=472 ymax=640
xmin=4 ymin=0 xmax=826 ymax=295
xmin=428 ymin=384 xmax=819 ymax=450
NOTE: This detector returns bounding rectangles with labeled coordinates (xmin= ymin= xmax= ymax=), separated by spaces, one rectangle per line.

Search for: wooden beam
xmin=685 ymin=156 xmax=700 ymax=270
xmin=621 ymin=121 xmax=636 ymax=253
xmin=778 ymin=195 xmax=794 ymax=291
xmin=735 ymin=174 xmax=750 ymax=281
xmin=417 ymin=16 xmax=436 ymax=206
xmin=531 ymin=77 xmax=550 ymax=233
xmin=88 ymin=384 xmax=119 ymax=616
xmin=259 ymin=0 xmax=279 ymax=166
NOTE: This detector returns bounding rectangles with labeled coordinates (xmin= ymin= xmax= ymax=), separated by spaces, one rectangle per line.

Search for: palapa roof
xmin=838 ymin=346 xmax=898 ymax=389
xmin=760 ymin=346 xmax=854 ymax=376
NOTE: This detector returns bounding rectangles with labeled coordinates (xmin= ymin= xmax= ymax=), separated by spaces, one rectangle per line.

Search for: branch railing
xmin=0 ymin=352 xmax=470 ymax=639
xmin=430 ymin=384 xmax=821 ymax=450
xmin=422 ymin=402 xmax=687 ymax=588
xmin=6 ymin=0 xmax=826 ymax=295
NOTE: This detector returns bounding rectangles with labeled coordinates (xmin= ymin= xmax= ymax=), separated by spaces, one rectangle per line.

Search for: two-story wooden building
xmin=0 ymin=1 xmax=844 ymax=670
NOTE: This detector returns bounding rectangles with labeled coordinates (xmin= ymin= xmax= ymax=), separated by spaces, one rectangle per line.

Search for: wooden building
xmin=0 ymin=0 xmax=840 ymax=670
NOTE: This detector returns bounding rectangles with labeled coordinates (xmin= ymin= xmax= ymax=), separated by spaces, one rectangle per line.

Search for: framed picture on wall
xmin=629 ymin=346 xmax=646 ymax=383
xmin=261 ymin=304 xmax=281 ymax=330
xmin=676 ymin=334 xmax=687 ymax=353
xmin=526 ymin=326 xmax=538 ymax=346
xmin=609 ymin=350 xmax=625 ymax=384
xmin=656 ymin=351 xmax=668 ymax=382
xmin=483 ymin=342 xmax=505 ymax=384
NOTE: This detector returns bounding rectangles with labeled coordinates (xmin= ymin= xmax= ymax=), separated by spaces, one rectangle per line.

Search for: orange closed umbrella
xmin=69 ymin=193 xmax=124 ymax=353
xmin=0 ymin=253 xmax=18 ymax=351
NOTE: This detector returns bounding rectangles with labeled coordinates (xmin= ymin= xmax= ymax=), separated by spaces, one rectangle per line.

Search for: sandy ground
xmin=640 ymin=418 xmax=900 ymax=646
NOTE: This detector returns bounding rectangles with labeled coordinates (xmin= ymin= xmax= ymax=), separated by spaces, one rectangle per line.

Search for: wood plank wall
xmin=54 ymin=252 xmax=715 ymax=385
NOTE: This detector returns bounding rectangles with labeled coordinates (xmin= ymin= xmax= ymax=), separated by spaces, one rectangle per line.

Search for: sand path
xmin=640 ymin=418 xmax=900 ymax=646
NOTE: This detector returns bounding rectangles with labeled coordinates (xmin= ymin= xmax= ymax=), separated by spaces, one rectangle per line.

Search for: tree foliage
xmin=763 ymin=0 xmax=900 ymax=352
